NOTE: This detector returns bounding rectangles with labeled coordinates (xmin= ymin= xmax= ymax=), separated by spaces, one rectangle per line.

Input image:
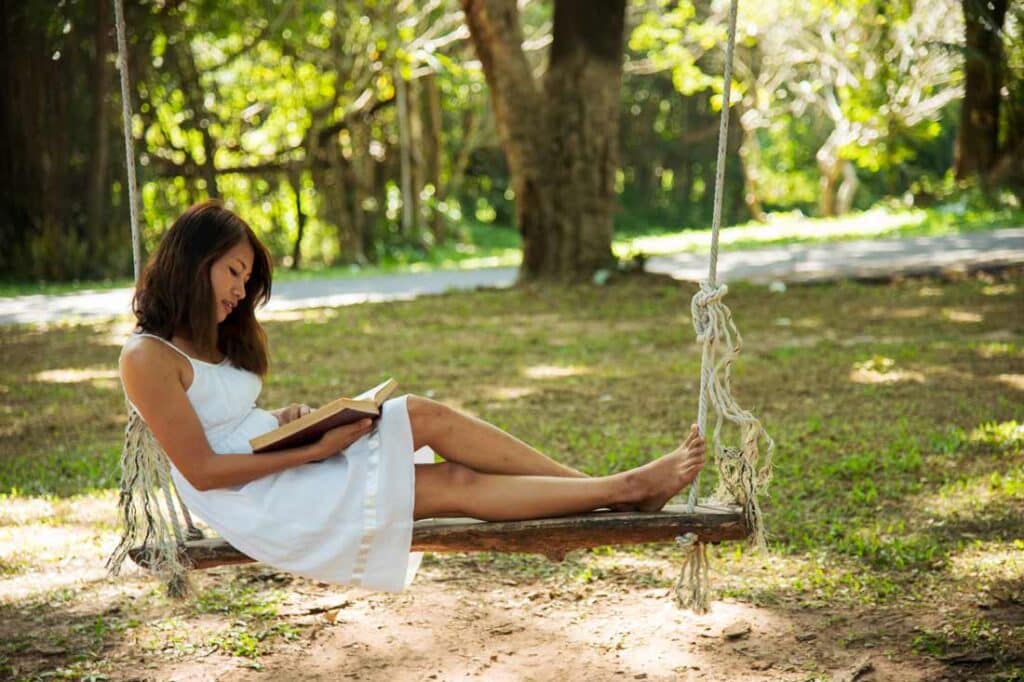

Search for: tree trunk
xmin=736 ymin=107 xmax=766 ymax=222
xmin=288 ymin=169 xmax=306 ymax=270
xmin=169 ymin=35 xmax=221 ymax=198
xmin=87 ymin=0 xmax=112 ymax=242
xmin=835 ymin=160 xmax=859 ymax=215
xmin=461 ymin=0 xmax=625 ymax=282
xmin=816 ymin=129 xmax=844 ymax=217
xmin=421 ymin=72 xmax=445 ymax=243
xmin=955 ymin=0 xmax=1009 ymax=179
xmin=395 ymin=68 xmax=415 ymax=237
xmin=320 ymin=138 xmax=367 ymax=265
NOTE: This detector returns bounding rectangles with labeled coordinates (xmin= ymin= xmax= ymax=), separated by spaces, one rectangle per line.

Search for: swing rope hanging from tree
xmin=106 ymin=0 xmax=772 ymax=612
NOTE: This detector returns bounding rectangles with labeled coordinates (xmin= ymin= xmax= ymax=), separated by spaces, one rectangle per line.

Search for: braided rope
xmin=110 ymin=0 xmax=200 ymax=595
xmin=112 ymin=0 xmax=142 ymax=280
xmin=673 ymin=0 xmax=775 ymax=611
xmin=107 ymin=405 xmax=194 ymax=597
xmin=687 ymin=0 xmax=740 ymax=511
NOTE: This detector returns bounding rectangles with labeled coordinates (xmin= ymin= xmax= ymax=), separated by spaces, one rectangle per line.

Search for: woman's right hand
xmin=312 ymin=418 xmax=375 ymax=461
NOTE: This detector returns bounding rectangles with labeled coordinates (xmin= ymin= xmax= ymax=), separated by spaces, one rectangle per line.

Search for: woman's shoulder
xmin=120 ymin=334 xmax=190 ymax=387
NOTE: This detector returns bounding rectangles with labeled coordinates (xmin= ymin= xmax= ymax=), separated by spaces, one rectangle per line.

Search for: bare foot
xmin=626 ymin=424 xmax=706 ymax=513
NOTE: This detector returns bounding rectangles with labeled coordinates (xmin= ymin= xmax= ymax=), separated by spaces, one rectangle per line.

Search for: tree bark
xmin=87 ymin=0 xmax=112 ymax=242
xmin=955 ymin=0 xmax=1009 ymax=179
xmin=395 ymin=67 xmax=415 ymax=237
xmin=461 ymin=0 xmax=625 ymax=282
xmin=168 ymin=34 xmax=221 ymax=198
xmin=421 ymin=72 xmax=445 ymax=243
xmin=288 ymin=169 xmax=305 ymax=270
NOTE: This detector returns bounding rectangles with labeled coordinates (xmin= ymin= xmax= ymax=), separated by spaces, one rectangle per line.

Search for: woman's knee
xmin=406 ymin=394 xmax=453 ymax=447
xmin=413 ymin=461 xmax=479 ymax=518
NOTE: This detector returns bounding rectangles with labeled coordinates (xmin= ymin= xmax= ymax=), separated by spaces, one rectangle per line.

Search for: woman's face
xmin=210 ymin=239 xmax=255 ymax=324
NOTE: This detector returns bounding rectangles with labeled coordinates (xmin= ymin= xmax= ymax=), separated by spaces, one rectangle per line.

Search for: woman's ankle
xmin=616 ymin=470 xmax=647 ymax=506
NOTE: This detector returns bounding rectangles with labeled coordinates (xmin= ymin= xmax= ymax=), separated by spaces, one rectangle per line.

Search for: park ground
xmin=0 ymin=260 xmax=1021 ymax=679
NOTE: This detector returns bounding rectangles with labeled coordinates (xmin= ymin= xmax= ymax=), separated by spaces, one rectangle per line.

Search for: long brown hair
xmin=132 ymin=200 xmax=273 ymax=376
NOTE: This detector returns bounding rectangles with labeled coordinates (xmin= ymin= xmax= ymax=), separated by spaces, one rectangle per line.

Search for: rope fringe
xmin=673 ymin=533 xmax=710 ymax=614
xmin=675 ymin=279 xmax=775 ymax=611
xmin=690 ymin=279 xmax=775 ymax=548
xmin=106 ymin=401 xmax=194 ymax=598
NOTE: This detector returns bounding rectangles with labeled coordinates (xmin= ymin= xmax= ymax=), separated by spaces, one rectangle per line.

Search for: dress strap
xmin=133 ymin=332 xmax=195 ymax=363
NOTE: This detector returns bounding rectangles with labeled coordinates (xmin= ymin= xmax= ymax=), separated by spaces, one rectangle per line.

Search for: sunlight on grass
xmin=849 ymin=356 xmax=926 ymax=384
xmin=32 ymin=368 xmax=119 ymax=386
xmin=486 ymin=385 xmax=537 ymax=401
xmin=982 ymin=283 xmax=1018 ymax=296
xmin=613 ymin=207 xmax=935 ymax=257
xmin=947 ymin=540 xmax=1024 ymax=583
xmin=0 ymin=522 xmax=113 ymax=603
xmin=522 ymin=364 xmax=592 ymax=379
xmin=975 ymin=342 xmax=1019 ymax=359
xmin=994 ymin=374 xmax=1024 ymax=391
xmin=942 ymin=308 xmax=984 ymax=324
xmin=257 ymin=308 xmax=340 ymax=323
xmin=969 ymin=420 xmax=1024 ymax=450
xmin=0 ymin=495 xmax=55 ymax=525
xmin=916 ymin=464 xmax=1023 ymax=519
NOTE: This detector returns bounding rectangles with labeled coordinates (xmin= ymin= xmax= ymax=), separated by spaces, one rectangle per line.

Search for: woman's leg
xmin=406 ymin=394 xmax=588 ymax=478
xmin=412 ymin=426 xmax=706 ymax=521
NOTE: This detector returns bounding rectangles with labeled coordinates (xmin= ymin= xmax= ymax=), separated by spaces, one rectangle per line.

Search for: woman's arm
xmin=120 ymin=343 xmax=369 ymax=491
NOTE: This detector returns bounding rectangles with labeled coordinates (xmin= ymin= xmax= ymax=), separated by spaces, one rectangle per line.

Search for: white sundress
xmin=127 ymin=332 xmax=434 ymax=592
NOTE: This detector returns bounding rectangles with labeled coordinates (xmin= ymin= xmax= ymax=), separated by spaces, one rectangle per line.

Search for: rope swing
xmin=108 ymin=0 xmax=204 ymax=597
xmin=107 ymin=0 xmax=771 ymax=612
xmin=673 ymin=0 xmax=774 ymax=613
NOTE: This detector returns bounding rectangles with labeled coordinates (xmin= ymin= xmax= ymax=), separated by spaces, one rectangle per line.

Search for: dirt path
xmin=3 ymin=228 xmax=1021 ymax=325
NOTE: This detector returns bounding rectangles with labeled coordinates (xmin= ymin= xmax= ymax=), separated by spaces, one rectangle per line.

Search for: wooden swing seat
xmin=129 ymin=503 xmax=747 ymax=569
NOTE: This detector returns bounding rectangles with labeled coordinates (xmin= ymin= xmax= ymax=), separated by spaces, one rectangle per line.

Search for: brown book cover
xmin=249 ymin=378 xmax=399 ymax=453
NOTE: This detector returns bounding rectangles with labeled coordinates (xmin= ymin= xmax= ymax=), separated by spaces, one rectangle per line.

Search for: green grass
xmin=2 ymin=203 xmax=1020 ymax=297
xmin=0 ymin=268 xmax=1022 ymax=676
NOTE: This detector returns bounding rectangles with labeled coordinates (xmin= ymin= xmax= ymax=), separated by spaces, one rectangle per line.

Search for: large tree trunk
xmin=461 ymin=0 xmax=625 ymax=282
xmin=955 ymin=0 xmax=1009 ymax=179
xmin=736 ymin=107 xmax=766 ymax=222
xmin=395 ymin=68 xmax=416 ymax=237
xmin=288 ymin=169 xmax=306 ymax=270
xmin=87 ymin=0 xmax=112 ymax=241
xmin=421 ymin=72 xmax=445 ymax=243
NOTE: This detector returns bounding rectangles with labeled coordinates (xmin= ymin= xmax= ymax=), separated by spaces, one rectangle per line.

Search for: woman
xmin=118 ymin=200 xmax=706 ymax=592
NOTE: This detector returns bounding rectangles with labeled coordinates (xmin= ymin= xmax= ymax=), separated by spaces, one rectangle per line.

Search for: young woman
xmin=119 ymin=200 xmax=706 ymax=592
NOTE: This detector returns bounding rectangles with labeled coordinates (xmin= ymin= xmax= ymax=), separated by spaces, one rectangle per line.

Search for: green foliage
xmin=5 ymin=0 xmax=1024 ymax=285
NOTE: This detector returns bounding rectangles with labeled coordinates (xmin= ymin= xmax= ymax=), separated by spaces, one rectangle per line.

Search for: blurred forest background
xmin=1 ymin=0 xmax=1022 ymax=283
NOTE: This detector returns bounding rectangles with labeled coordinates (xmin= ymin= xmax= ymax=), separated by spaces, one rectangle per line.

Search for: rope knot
xmin=690 ymin=280 xmax=729 ymax=340
xmin=696 ymin=280 xmax=728 ymax=306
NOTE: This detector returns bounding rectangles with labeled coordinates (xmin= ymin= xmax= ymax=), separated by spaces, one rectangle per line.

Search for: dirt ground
xmin=4 ymin=544 xmax=1010 ymax=682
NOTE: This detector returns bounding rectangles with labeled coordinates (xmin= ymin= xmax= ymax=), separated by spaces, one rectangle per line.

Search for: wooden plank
xmin=129 ymin=504 xmax=747 ymax=570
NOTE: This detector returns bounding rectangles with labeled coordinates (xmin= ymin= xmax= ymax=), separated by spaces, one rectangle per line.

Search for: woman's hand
xmin=275 ymin=403 xmax=314 ymax=426
xmin=312 ymin=418 xmax=375 ymax=461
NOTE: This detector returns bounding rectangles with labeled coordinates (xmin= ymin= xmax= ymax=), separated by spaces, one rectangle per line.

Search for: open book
xmin=249 ymin=378 xmax=398 ymax=453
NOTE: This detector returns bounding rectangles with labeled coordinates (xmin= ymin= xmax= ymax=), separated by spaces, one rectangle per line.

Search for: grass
xmin=2 ymin=202 xmax=1021 ymax=297
xmin=0 ymin=267 xmax=1022 ymax=677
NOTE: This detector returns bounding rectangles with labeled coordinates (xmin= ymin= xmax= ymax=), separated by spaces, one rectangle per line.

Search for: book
xmin=249 ymin=378 xmax=399 ymax=453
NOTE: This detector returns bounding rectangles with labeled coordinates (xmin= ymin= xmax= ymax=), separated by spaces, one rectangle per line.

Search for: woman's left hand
xmin=276 ymin=403 xmax=314 ymax=426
